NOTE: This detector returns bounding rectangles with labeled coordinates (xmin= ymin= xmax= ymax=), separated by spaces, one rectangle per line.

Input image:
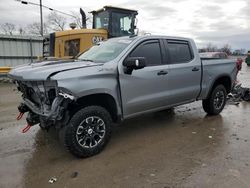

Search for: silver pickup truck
xmin=8 ymin=35 xmax=237 ymax=157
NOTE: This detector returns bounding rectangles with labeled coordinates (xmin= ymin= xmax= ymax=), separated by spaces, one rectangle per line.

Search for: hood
xmin=8 ymin=59 xmax=103 ymax=81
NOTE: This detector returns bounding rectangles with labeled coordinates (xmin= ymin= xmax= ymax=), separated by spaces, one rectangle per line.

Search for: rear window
xmin=167 ymin=41 xmax=193 ymax=64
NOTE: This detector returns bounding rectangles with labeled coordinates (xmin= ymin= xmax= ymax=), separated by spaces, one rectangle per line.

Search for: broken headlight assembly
xmin=16 ymin=81 xmax=76 ymax=131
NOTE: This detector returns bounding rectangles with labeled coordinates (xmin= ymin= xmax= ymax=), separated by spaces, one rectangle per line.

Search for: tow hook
xmin=16 ymin=112 xmax=24 ymax=120
xmin=16 ymin=104 xmax=37 ymax=133
xmin=20 ymin=113 xmax=38 ymax=133
xmin=16 ymin=103 xmax=29 ymax=120
xmin=21 ymin=124 xmax=32 ymax=133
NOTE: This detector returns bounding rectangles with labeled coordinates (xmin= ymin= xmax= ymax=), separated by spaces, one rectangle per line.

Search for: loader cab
xmin=92 ymin=6 xmax=138 ymax=38
xmin=42 ymin=6 xmax=138 ymax=58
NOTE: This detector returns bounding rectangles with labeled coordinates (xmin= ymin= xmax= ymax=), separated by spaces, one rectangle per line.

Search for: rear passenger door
xmin=164 ymin=40 xmax=201 ymax=105
xmin=119 ymin=39 xmax=170 ymax=117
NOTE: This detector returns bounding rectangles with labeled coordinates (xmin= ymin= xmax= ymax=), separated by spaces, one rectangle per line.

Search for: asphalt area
xmin=0 ymin=63 xmax=250 ymax=188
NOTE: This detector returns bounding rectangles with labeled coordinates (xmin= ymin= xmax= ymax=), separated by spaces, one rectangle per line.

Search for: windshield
xmin=78 ymin=39 xmax=132 ymax=63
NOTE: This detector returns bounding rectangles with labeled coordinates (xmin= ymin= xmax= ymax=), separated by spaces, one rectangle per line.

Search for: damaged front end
xmin=15 ymin=80 xmax=74 ymax=130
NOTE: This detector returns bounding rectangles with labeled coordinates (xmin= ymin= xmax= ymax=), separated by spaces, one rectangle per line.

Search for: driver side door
xmin=119 ymin=39 xmax=170 ymax=118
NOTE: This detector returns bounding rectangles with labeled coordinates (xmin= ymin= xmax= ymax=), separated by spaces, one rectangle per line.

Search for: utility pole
xmin=40 ymin=0 xmax=43 ymax=37
xmin=16 ymin=0 xmax=77 ymax=37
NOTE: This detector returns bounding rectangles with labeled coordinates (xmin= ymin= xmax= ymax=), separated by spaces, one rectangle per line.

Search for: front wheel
xmin=202 ymin=85 xmax=227 ymax=115
xmin=64 ymin=106 xmax=112 ymax=158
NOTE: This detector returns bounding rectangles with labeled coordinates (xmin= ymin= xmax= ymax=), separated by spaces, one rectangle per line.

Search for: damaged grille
xmin=17 ymin=81 xmax=57 ymax=106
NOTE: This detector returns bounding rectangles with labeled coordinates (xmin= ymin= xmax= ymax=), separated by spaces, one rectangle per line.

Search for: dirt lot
xmin=0 ymin=63 xmax=250 ymax=188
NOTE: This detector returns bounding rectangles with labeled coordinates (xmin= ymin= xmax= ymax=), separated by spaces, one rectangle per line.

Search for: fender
xmin=205 ymin=74 xmax=232 ymax=99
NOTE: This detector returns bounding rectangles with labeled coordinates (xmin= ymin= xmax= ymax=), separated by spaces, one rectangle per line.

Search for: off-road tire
xmin=242 ymin=89 xmax=250 ymax=101
xmin=64 ymin=106 xmax=112 ymax=158
xmin=202 ymin=84 xmax=227 ymax=115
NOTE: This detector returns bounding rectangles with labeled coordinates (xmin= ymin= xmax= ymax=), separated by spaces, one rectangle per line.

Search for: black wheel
xmin=64 ymin=106 xmax=112 ymax=158
xmin=242 ymin=90 xmax=250 ymax=101
xmin=202 ymin=85 xmax=227 ymax=115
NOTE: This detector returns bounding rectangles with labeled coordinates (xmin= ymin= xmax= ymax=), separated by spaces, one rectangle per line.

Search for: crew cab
xmin=8 ymin=35 xmax=237 ymax=157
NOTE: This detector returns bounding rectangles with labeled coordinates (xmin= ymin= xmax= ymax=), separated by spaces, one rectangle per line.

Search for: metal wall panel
xmin=0 ymin=34 xmax=43 ymax=67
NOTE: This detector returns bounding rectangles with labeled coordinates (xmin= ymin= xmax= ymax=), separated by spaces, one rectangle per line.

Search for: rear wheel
xmin=64 ymin=106 xmax=112 ymax=158
xmin=202 ymin=85 xmax=227 ymax=115
xmin=242 ymin=89 xmax=250 ymax=101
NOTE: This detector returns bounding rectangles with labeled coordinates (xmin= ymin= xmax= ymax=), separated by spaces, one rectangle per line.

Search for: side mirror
xmin=123 ymin=57 xmax=146 ymax=70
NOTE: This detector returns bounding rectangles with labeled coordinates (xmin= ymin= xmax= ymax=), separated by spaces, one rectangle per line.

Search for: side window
xmin=64 ymin=39 xmax=80 ymax=56
xmin=167 ymin=41 xmax=192 ymax=64
xmin=130 ymin=40 xmax=162 ymax=66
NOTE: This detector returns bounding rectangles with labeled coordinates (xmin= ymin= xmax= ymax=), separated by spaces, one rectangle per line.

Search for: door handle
xmin=157 ymin=70 xmax=168 ymax=75
xmin=192 ymin=67 xmax=200 ymax=71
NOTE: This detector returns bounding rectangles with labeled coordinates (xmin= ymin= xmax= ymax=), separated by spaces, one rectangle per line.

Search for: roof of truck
xmin=112 ymin=35 xmax=192 ymax=42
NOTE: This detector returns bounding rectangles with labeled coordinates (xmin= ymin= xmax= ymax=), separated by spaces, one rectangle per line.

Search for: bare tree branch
xmin=69 ymin=11 xmax=91 ymax=29
xmin=221 ymin=44 xmax=232 ymax=55
xmin=206 ymin=43 xmax=218 ymax=52
xmin=70 ymin=11 xmax=82 ymax=29
xmin=26 ymin=22 xmax=49 ymax=36
xmin=18 ymin=26 xmax=26 ymax=35
xmin=0 ymin=23 xmax=16 ymax=35
xmin=47 ymin=12 xmax=67 ymax=31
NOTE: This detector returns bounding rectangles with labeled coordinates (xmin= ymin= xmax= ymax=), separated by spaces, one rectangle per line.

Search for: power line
xmin=15 ymin=0 xmax=76 ymax=18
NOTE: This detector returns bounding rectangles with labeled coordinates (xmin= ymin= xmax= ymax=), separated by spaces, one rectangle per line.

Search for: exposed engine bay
xmin=15 ymin=80 xmax=74 ymax=130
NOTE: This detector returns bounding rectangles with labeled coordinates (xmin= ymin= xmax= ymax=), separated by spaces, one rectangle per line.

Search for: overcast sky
xmin=0 ymin=0 xmax=250 ymax=49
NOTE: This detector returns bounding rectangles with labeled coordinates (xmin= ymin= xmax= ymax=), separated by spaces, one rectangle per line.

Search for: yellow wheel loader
xmin=43 ymin=6 xmax=138 ymax=58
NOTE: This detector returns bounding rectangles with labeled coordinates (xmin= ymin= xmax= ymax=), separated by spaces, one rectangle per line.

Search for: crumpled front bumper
xmin=23 ymin=96 xmax=64 ymax=119
xmin=18 ymin=89 xmax=75 ymax=129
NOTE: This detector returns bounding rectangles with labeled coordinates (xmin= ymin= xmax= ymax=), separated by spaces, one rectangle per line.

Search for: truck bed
xmin=198 ymin=58 xmax=237 ymax=99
